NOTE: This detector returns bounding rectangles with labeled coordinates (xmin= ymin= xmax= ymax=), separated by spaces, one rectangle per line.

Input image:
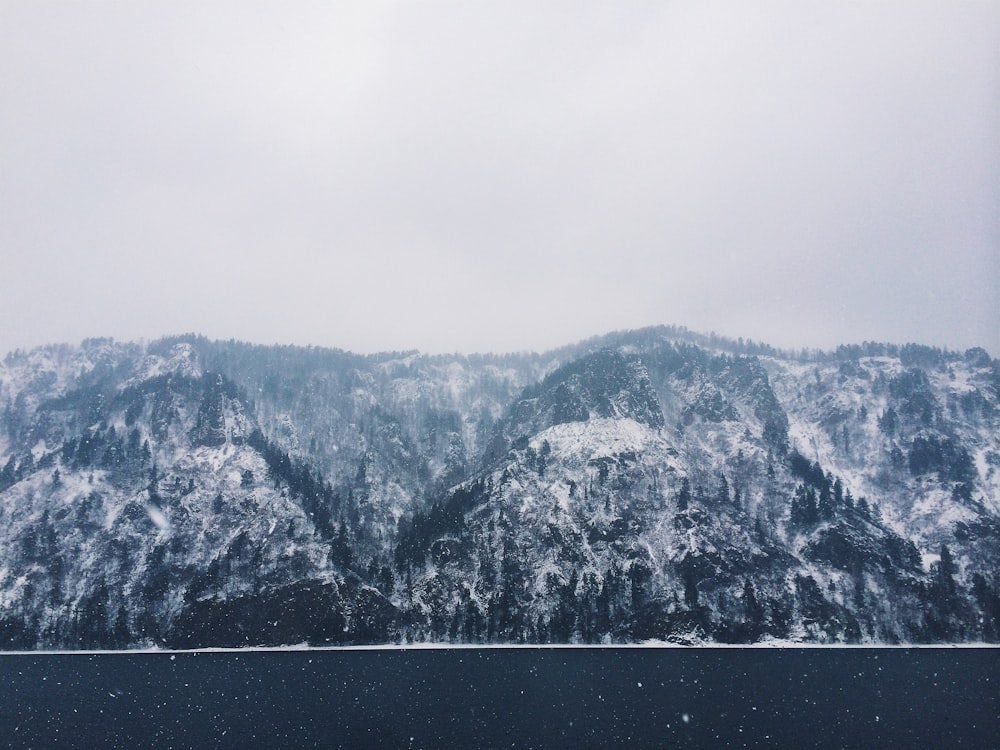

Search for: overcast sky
xmin=1 ymin=2 xmax=998 ymax=358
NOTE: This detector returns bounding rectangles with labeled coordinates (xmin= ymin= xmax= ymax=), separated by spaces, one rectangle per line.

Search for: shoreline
xmin=2 ymin=641 xmax=998 ymax=656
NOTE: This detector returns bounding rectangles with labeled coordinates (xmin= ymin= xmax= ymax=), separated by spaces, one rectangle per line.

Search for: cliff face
xmin=1 ymin=330 xmax=997 ymax=647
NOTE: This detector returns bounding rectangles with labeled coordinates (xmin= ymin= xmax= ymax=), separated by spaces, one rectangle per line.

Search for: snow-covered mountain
xmin=1 ymin=328 xmax=997 ymax=647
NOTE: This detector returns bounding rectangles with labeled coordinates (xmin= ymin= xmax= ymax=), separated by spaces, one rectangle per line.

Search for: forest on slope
xmin=1 ymin=327 xmax=998 ymax=647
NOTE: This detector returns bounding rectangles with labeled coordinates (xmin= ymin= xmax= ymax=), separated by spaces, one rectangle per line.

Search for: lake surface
xmin=1 ymin=647 xmax=996 ymax=748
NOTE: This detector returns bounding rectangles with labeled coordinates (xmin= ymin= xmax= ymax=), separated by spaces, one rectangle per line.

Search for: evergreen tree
xmin=936 ymin=544 xmax=957 ymax=601
xmin=717 ymin=473 xmax=730 ymax=505
xmin=742 ymin=578 xmax=764 ymax=641
xmin=17 ymin=452 xmax=35 ymax=479
xmin=878 ymin=407 xmax=898 ymax=435
xmin=1 ymin=455 xmax=17 ymax=489
xmin=676 ymin=477 xmax=691 ymax=511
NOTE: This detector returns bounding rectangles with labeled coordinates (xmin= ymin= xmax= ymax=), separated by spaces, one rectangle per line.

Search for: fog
xmin=2 ymin=2 xmax=997 ymax=356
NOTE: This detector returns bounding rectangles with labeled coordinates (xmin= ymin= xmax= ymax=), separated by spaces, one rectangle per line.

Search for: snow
xmin=533 ymin=417 xmax=659 ymax=462
xmin=1 ymin=333 xmax=998 ymax=648
xmin=125 ymin=343 xmax=201 ymax=388
xmin=921 ymin=553 xmax=941 ymax=571
xmin=2 ymin=641 xmax=997 ymax=656
xmin=145 ymin=504 xmax=170 ymax=532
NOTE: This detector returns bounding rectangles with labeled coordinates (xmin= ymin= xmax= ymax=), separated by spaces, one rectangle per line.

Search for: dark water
xmin=1 ymin=647 xmax=996 ymax=748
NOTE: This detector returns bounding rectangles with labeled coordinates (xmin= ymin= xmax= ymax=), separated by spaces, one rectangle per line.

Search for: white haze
xmin=1 ymin=2 xmax=997 ymax=357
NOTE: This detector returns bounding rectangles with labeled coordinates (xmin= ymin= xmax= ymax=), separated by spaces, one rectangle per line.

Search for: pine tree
xmin=1 ymin=455 xmax=17 ymax=489
xmin=937 ymin=544 xmax=957 ymax=600
xmin=676 ymin=477 xmax=691 ymax=511
xmin=742 ymin=578 xmax=764 ymax=641
xmin=717 ymin=473 xmax=730 ymax=504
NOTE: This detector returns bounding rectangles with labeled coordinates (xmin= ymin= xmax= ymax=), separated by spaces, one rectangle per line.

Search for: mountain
xmin=1 ymin=327 xmax=998 ymax=648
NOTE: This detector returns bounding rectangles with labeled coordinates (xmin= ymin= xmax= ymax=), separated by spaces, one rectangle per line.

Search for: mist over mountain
xmin=1 ymin=326 xmax=997 ymax=648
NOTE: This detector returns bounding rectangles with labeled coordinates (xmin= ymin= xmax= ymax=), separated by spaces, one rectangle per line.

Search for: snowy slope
xmin=1 ymin=331 xmax=998 ymax=647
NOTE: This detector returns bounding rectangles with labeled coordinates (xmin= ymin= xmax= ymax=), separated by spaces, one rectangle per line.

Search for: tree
xmin=926 ymin=543 xmax=964 ymax=641
xmin=742 ymin=578 xmax=764 ymax=641
xmin=127 ymin=427 xmax=142 ymax=456
xmin=818 ymin=480 xmax=834 ymax=519
xmin=683 ymin=570 xmax=699 ymax=608
xmin=878 ymin=407 xmax=898 ymax=436
xmin=1 ymin=454 xmax=17 ymax=489
xmin=676 ymin=477 xmax=691 ymax=511
xmin=148 ymin=465 xmax=160 ymax=503
xmin=790 ymin=485 xmax=819 ymax=527
xmin=538 ymin=439 xmax=552 ymax=477
xmin=716 ymin=473 xmax=731 ymax=505
xmin=856 ymin=497 xmax=871 ymax=520
xmin=936 ymin=544 xmax=957 ymax=601
xmin=112 ymin=606 xmax=131 ymax=648
xmin=971 ymin=574 xmax=1000 ymax=642
xmin=331 ymin=522 xmax=353 ymax=569
xmin=17 ymin=452 xmax=34 ymax=479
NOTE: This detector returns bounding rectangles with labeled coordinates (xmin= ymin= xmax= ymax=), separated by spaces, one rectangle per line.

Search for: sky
xmin=1 ymin=1 xmax=998 ymax=358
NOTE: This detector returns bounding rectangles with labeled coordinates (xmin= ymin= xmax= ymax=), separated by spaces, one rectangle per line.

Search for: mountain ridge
xmin=1 ymin=326 xmax=997 ymax=648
